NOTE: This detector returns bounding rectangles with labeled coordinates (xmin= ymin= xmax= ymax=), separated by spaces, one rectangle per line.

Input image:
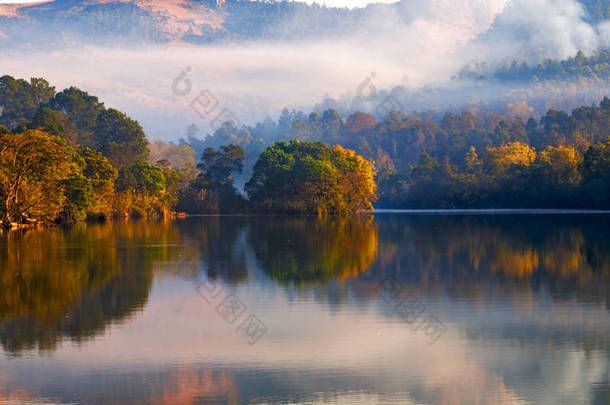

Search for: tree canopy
xmin=246 ymin=140 xmax=376 ymax=215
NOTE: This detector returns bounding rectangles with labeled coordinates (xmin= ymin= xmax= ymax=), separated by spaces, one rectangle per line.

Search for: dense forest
xmin=312 ymin=49 xmax=610 ymax=130
xmin=1 ymin=73 xmax=610 ymax=227
xmin=180 ymin=93 xmax=610 ymax=209
xmin=0 ymin=75 xmax=376 ymax=227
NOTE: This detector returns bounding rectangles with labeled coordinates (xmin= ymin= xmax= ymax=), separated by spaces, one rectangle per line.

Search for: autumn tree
xmin=79 ymin=146 xmax=118 ymax=219
xmin=345 ymin=112 xmax=377 ymax=134
xmin=535 ymin=145 xmax=581 ymax=186
xmin=246 ymin=140 xmax=376 ymax=215
xmin=484 ymin=142 xmax=536 ymax=174
xmin=0 ymin=130 xmax=83 ymax=225
xmin=331 ymin=145 xmax=377 ymax=213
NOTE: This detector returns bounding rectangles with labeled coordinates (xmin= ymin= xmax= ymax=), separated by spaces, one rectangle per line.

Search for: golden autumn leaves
xmin=246 ymin=140 xmax=377 ymax=215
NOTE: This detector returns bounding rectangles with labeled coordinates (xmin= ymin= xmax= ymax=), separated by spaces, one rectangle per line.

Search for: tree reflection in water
xmin=0 ymin=214 xmax=609 ymax=357
xmin=248 ymin=215 xmax=379 ymax=285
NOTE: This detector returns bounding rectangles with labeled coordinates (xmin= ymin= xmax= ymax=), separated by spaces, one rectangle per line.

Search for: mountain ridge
xmin=0 ymin=0 xmax=399 ymax=47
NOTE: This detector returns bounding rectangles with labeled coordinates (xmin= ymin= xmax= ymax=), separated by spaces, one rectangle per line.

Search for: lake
xmin=0 ymin=213 xmax=608 ymax=404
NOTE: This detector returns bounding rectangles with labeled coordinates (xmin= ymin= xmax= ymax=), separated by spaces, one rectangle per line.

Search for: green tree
xmin=57 ymin=175 xmax=94 ymax=224
xmin=93 ymin=108 xmax=149 ymax=168
xmin=115 ymin=161 xmax=166 ymax=217
xmin=198 ymin=144 xmax=245 ymax=185
xmin=29 ymin=77 xmax=56 ymax=105
xmin=179 ymin=144 xmax=246 ymax=214
xmin=0 ymin=76 xmax=55 ymax=129
xmin=582 ymin=138 xmax=610 ymax=206
xmin=28 ymin=107 xmax=66 ymax=138
xmin=47 ymin=87 xmax=104 ymax=146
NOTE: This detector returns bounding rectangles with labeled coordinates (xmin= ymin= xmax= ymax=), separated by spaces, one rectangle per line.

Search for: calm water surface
xmin=0 ymin=214 xmax=609 ymax=404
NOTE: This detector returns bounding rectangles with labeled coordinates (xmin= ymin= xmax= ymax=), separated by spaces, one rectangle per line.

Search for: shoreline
xmin=4 ymin=208 xmax=610 ymax=231
xmin=372 ymin=209 xmax=610 ymax=215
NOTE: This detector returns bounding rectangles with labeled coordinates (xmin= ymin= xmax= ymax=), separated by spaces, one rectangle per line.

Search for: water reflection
xmin=0 ymin=214 xmax=608 ymax=404
xmin=373 ymin=215 xmax=610 ymax=307
xmin=0 ymin=222 xmax=186 ymax=354
xmin=248 ymin=216 xmax=378 ymax=285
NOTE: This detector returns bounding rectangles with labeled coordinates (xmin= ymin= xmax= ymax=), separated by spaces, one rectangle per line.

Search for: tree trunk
xmin=2 ymin=198 xmax=11 ymax=226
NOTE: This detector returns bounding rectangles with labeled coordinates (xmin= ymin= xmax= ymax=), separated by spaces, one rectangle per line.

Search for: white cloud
xmin=467 ymin=0 xmax=607 ymax=62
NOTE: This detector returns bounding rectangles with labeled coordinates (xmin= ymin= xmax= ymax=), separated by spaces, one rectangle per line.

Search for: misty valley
xmin=1 ymin=0 xmax=610 ymax=404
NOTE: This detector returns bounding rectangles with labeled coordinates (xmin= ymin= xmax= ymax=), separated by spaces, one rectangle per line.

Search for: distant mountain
xmin=2 ymin=0 xmax=608 ymax=49
xmin=0 ymin=0 xmax=398 ymax=48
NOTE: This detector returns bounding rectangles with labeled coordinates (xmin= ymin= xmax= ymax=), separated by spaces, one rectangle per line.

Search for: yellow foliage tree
xmin=486 ymin=141 xmax=536 ymax=174
xmin=0 ymin=130 xmax=82 ymax=225
xmin=331 ymin=144 xmax=377 ymax=213
xmin=537 ymin=145 xmax=581 ymax=184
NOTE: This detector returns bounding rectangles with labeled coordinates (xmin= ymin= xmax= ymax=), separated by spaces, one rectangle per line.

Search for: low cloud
xmin=0 ymin=0 xmax=607 ymax=140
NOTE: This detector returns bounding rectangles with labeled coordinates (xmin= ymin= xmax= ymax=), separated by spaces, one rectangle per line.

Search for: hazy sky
xmin=0 ymin=0 xmax=398 ymax=6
